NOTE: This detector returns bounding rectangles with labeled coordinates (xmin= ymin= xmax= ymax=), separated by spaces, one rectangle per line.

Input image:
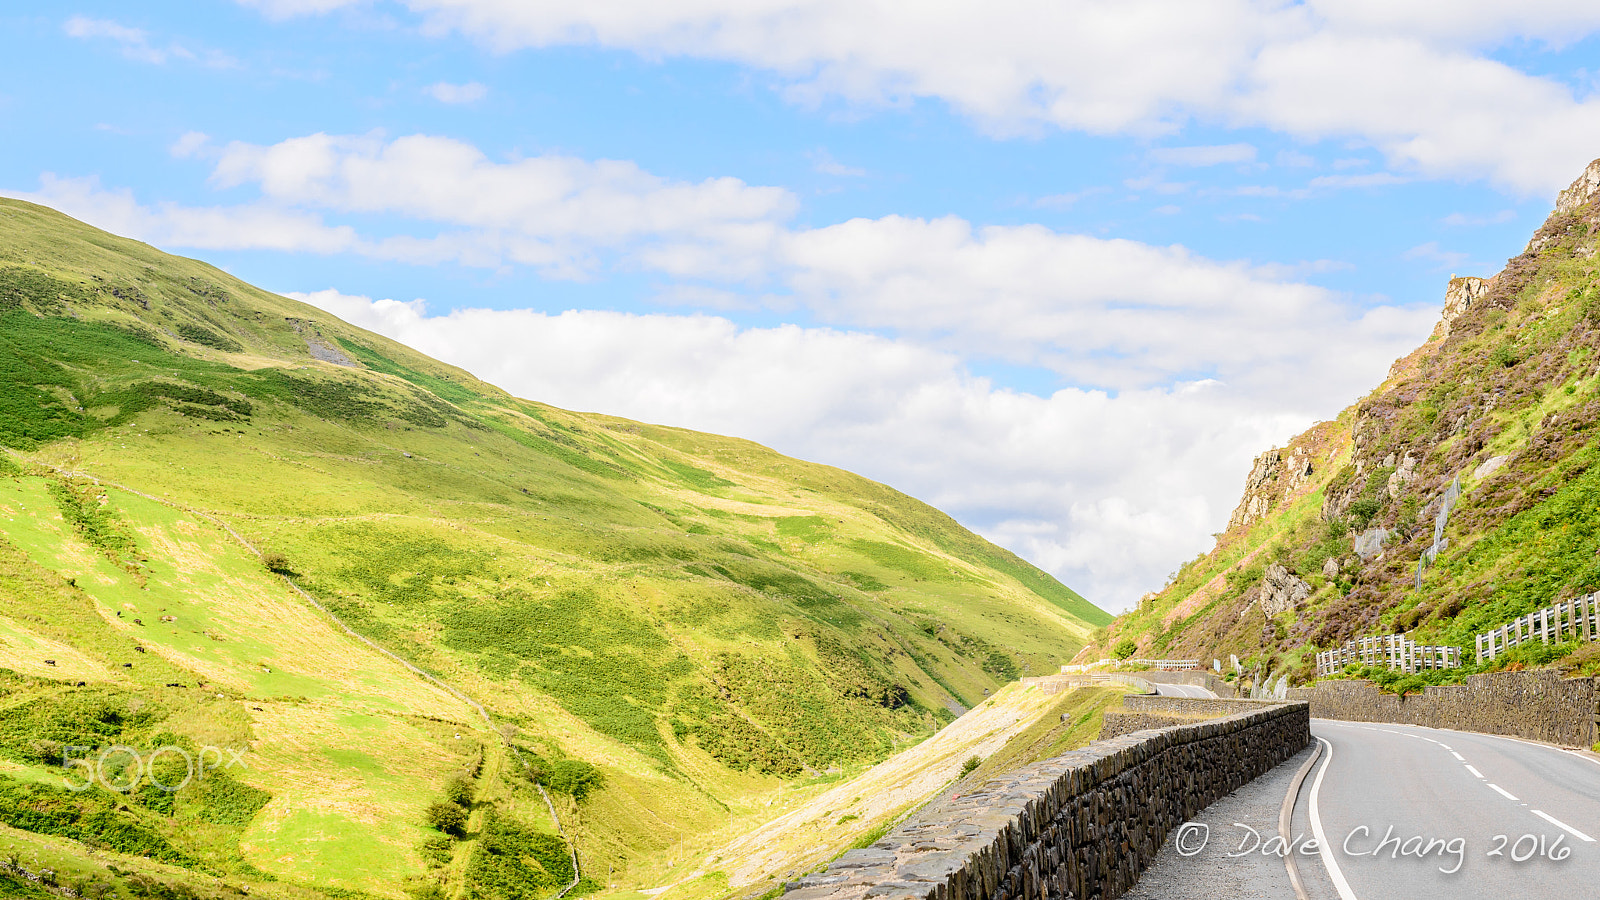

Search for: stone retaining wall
xmin=783 ymin=702 xmax=1310 ymax=900
xmin=1119 ymin=696 xmax=1272 ymax=717
xmin=1289 ymin=671 xmax=1599 ymax=748
xmin=1096 ymin=712 xmax=1198 ymax=740
xmin=1099 ymin=697 xmax=1282 ymax=740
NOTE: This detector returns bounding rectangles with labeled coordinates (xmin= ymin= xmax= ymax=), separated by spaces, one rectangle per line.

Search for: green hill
xmin=1094 ymin=157 xmax=1600 ymax=690
xmin=0 ymin=197 xmax=1105 ymax=900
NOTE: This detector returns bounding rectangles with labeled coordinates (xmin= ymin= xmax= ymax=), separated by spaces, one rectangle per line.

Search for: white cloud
xmin=768 ymin=215 xmax=1430 ymax=396
xmin=1149 ymin=143 xmax=1257 ymax=166
xmin=10 ymin=175 xmax=361 ymax=254
xmin=292 ymin=289 xmax=1403 ymax=609
xmin=65 ymin=15 xmax=238 ymax=68
xmin=425 ymin=81 xmax=488 ymax=103
xmin=200 ymin=132 xmax=796 ymax=277
xmin=807 ymin=148 xmax=865 ymax=178
xmin=227 ymin=0 xmax=1600 ymax=194
xmin=65 ymin=15 xmax=168 ymax=64
xmin=170 ymin=132 xmax=210 ymax=159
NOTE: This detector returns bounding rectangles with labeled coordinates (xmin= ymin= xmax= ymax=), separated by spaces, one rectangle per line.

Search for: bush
xmin=261 ymin=552 xmax=292 ymax=574
xmin=444 ymin=774 xmax=475 ymax=807
xmin=424 ymin=801 xmax=468 ymax=836
xmin=544 ymin=759 xmax=604 ymax=801
xmin=960 ymin=756 xmax=982 ymax=777
xmin=1112 ymin=638 xmax=1137 ymax=660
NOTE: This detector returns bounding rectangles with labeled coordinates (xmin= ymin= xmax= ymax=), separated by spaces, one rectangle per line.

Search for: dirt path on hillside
xmin=693 ymin=682 xmax=1080 ymax=890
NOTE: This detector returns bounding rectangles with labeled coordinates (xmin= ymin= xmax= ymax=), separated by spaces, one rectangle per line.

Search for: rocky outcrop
xmin=1352 ymin=527 xmax=1388 ymax=560
xmin=1260 ymin=563 xmax=1310 ymax=617
xmin=1555 ymin=158 xmax=1600 ymax=216
xmin=1385 ymin=451 xmax=1417 ymax=497
xmin=1436 ymin=276 xmax=1488 ymax=338
xmin=1226 ymin=445 xmax=1315 ymax=531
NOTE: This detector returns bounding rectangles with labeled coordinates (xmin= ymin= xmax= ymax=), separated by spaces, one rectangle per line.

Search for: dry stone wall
xmin=1100 ymin=697 xmax=1284 ymax=740
xmin=1289 ymin=671 xmax=1599 ymax=748
xmin=783 ymin=703 xmax=1310 ymax=900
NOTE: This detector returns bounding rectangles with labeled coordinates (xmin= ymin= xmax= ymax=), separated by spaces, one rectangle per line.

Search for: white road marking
xmin=1308 ymin=736 xmax=1361 ymax=900
xmin=1487 ymin=783 xmax=1519 ymax=801
xmin=1450 ymin=752 xmax=1464 ymax=761
xmin=1532 ymin=809 xmax=1597 ymax=842
xmin=1466 ymin=765 xmax=1484 ymax=779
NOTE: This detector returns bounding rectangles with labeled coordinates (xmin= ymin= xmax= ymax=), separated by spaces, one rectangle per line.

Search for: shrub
xmin=544 ymin=759 xmax=603 ymax=801
xmin=444 ymin=774 xmax=475 ymax=807
xmin=1112 ymin=638 xmax=1137 ymax=660
xmin=425 ymin=801 xmax=468 ymax=836
xmin=960 ymin=756 xmax=982 ymax=777
xmin=261 ymin=552 xmax=292 ymax=574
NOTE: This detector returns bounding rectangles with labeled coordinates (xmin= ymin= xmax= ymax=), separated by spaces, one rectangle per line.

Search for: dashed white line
xmin=1450 ymin=751 xmax=1464 ymax=761
xmin=1487 ymin=783 xmax=1519 ymax=801
xmin=1532 ymin=810 xmax=1596 ymax=842
xmin=1466 ymin=765 xmax=1484 ymax=779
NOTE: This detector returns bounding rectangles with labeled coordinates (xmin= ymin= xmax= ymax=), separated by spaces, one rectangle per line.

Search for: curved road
xmin=1293 ymin=719 xmax=1600 ymax=898
xmin=1152 ymin=682 xmax=1216 ymax=698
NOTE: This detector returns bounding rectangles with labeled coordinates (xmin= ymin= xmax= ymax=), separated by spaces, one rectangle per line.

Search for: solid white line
xmin=1465 ymin=765 xmax=1484 ymax=779
xmin=1532 ymin=809 xmax=1597 ymax=842
xmin=1308 ymin=736 xmax=1361 ymax=900
xmin=1487 ymin=783 xmax=1519 ymax=801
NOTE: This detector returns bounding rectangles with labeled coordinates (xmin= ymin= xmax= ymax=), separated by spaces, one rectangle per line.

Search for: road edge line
xmin=1308 ymin=736 xmax=1360 ymax=900
xmin=1280 ymin=739 xmax=1323 ymax=900
xmin=1531 ymin=809 xmax=1597 ymax=842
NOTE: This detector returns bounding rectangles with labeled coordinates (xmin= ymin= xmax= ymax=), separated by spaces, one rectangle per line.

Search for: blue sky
xmin=5 ymin=1 xmax=1600 ymax=611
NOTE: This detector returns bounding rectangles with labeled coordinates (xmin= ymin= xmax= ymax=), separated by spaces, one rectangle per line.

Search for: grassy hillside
xmin=0 ymin=197 xmax=1105 ymax=900
xmin=1093 ymin=159 xmax=1600 ymax=689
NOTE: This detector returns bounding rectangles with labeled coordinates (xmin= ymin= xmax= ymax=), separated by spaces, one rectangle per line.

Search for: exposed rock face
xmin=1322 ymin=556 xmax=1340 ymax=579
xmin=1385 ymin=451 xmax=1417 ymax=498
xmin=1353 ymin=527 xmax=1388 ymax=560
xmin=1473 ymin=454 xmax=1510 ymax=480
xmin=1227 ymin=445 xmax=1315 ymax=531
xmin=1555 ymin=158 xmax=1600 ymax=216
xmin=1261 ymin=563 xmax=1310 ymax=617
xmin=1437 ymin=276 xmax=1489 ymax=338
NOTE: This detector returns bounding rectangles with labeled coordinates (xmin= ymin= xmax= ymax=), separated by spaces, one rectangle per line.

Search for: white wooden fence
xmin=1061 ymin=658 xmax=1200 ymax=673
xmin=1316 ymin=634 xmax=1461 ymax=676
xmin=1475 ymin=592 xmax=1600 ymax=663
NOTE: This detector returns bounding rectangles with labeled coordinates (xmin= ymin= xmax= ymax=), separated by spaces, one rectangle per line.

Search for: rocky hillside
xmin=0 ymin=197 xmax=1107 ymax=900
xmin=1094 ymin=158 xmax=1600 ymax=686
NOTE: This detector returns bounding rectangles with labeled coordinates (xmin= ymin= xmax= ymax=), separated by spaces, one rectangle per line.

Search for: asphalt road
xmin=1293 ymin=719 xmax=1600 ymax=899
xmin=1151 ymin=682 xmax=1216 ymax=698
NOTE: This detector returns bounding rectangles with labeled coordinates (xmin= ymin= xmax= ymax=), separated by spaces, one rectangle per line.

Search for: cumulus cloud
xmin=11 ymin=137 xmax=1434 ymax=397
xmin=204 ymin=132 xmax=795 ymax=277
xmin=6 ymin=133 xmax=1440 ymax=606
xmin=239 ymin=0 xmax=1600 ymax=193
xmin=11 ymin=174 xmax=361 ymax=253
xmin=291 ymin=289 xmax=1382 ymax=608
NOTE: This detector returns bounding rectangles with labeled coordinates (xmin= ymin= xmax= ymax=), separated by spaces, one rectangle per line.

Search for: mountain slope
xmin=1093 ymin=158 xmax=1600 ymax=687
xmin=0 ymin=197 xmax=1106 ymax=900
